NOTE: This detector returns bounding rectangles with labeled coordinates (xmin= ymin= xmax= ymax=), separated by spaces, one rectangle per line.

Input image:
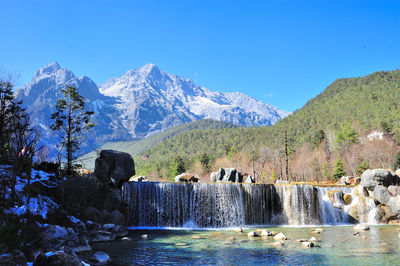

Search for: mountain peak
xmin=34 ymin=62 xmax=62 ymax=77
xmin=138 ymin=63 xmax=161 ymax=76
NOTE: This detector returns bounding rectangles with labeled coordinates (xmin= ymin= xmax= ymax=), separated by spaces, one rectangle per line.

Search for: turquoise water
xmin=92 ymin=226 xmax=400 ymax=265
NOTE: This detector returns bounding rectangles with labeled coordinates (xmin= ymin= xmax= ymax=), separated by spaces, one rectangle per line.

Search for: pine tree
xmin=51 ymin=86 xmax=94 ymax=175
xmin=392 ymin=150 xmax=400 ymax=171
xmin=0 ymin=80 xmax=15 ymax=161
xmin=332 ymin=158 xmax=345 ymax=180
xmin=200 ymin=152 xmax=210 ymax=173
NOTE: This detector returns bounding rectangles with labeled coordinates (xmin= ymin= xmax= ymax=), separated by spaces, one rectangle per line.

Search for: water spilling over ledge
xmin=122 ymin=182 xmax=364 ymax=228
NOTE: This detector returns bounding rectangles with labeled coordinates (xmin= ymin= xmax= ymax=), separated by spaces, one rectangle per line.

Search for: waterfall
xmin=122 ymin=182 xmax=356 ymax=228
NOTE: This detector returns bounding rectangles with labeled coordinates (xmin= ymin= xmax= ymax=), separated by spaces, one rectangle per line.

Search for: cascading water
xmin=122 ymin=182 xmax=358 ymax=228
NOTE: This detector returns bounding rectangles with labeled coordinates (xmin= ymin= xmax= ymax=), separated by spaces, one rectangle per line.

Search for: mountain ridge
xmin=15 ymin=62 xmax=288 ymax=157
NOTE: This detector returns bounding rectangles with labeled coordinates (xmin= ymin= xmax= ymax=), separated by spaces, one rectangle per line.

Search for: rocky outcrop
xmin=174 ymin=173 xmax=199 ymax=183
xmin=94 ymin=150 xmax=135 ymax=188
xmin=360 ymin=169 xmax=399 ymax=191
xmin=103 ymin=190 xmax=122 ymax=211
xmin=359 ymin=169 xmax=400 ymax=220
xmin=210 ymin=168 xmax=243 ymax=183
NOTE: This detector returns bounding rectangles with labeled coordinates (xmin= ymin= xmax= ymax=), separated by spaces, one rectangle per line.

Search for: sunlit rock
xmin=274 ymin=232 xmax=287 ymax=240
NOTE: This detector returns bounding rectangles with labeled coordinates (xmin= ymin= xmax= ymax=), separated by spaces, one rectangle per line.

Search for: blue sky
xmin=1 ymin=0 xmax=399 ymax=112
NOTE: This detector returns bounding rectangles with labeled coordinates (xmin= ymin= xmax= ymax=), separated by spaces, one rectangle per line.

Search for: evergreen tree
xmin=392 ymin=150 xmax=400 ymax=171
xmin=332 ymin=159 xmax=345 ymax=179
xmin=0 ymin=80 xmax=15 ymax=161
xmin=200 ymin=152 xmax=210 ymax=173
xmin=168 ymin=155 xmax=186 ymax=180
xmin=51 ymin=86 xmax=94 ymax=175
xmin=357 ymin=160 xmax=370 ymax=175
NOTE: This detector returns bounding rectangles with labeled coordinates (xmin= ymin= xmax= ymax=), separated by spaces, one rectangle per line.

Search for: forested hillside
xmin=80 ymin=119 xmax=236 ymax=169
xmin=135 ymin=70 xmax=400 ymax=181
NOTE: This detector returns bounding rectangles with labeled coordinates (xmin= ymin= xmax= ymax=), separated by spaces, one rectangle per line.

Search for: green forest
xmin=130 ymin=70 xmax=400 ymax=181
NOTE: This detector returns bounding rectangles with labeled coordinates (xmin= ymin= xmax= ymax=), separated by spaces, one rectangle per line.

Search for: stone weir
xmin=122 ymin=182 xmax=356 ymax=228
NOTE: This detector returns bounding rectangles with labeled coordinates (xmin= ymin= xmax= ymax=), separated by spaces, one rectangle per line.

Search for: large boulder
xmin=388 ymin=195 xmax=400 ymax=215
xmin=388 ymin=186 xmax=400 ymax=197
xmin=175 ymin=173 xmax=199 ymax=182
xmin=111 ymin=210 xmax=126 ymax=226
xmin=210 ymin=168 xmax=243 ymax=183
xmin=94 ymin=150 xmax=135 ymax=187
xmin=103 ymin=190 xmax=121 ymax=211
xmin=84 ymin=206 xmax=102 ymax=223
xmin=373 ymin=185 xmax=391 ymax=205
xmin=360 ymin=169 xmax=399 ymax=191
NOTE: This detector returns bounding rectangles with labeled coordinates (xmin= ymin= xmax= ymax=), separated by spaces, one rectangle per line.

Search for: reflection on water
xmin=91 ymin=226 xmax=400 ymax=265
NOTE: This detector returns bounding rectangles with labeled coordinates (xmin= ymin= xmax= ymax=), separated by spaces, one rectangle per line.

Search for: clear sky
xmin=1 ymin=0 xmax=399 ymax=112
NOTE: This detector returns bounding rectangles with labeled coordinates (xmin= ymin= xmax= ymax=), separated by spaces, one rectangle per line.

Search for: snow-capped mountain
xmin=16 ymin=62 xmax=289 ymax=156
xmin=100 ymin=63 xmax=290 ymax=138
xmin=16 ymin=62 xmax=131 ymax=157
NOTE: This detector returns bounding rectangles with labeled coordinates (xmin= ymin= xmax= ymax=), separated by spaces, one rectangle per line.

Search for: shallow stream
xmin=92 ymin=225 xmax=400 ymax=265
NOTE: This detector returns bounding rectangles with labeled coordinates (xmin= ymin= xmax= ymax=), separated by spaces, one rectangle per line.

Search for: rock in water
xmin=353 ymin=224 xmax=370 ymax=230
xmin=261 ymin=230 xmax=272 ymax=236
xmin=94 ymin=149 xmax=135 ymax=187
xmin=247 ymin=231 xmax=260 ymax=237
xmin=274 ymin=232 xmax=287 ymax=240
xmin=90 ymin=251 xmax=111 ymax=264
xmin=373 ymin=185 xmax=391 ymax=205
xmin=301 ymin=241 xmax=314 ymax=248
xmin=360 ymin=169 xmax=399 ymax=191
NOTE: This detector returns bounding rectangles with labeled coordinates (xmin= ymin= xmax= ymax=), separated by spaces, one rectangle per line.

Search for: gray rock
xmin=90 ymin=230 xmax=115 ymax=242
xmin=33 ymin=251 xmax=82 ymax=266
xmin=84 ymin=207 xmax=102 ymax=224
xmin=111 ymin=209 xmax=125 ymax=226
xmin=43 ymin=225 xmax=69 ymax=240
xmin=86 ymin=220 xmax=101 ymax=231
xmin=301 ymin=241 xmax=314 ymax=248
xmin=212 ymin=168 xmax=244 ymax=183
xmin=360 ymin=169 xmax=399 ymax=191
xmin=245 ymin=175 xmax=255 ymax=183
xmin=174 ymin=173 xmax=199 ymax=182
xmin=388 ymin=195 xmax=400 ymax=215
xmin=104 ymin=190 xmax=121 ymax=211
xmin=94 ymin=149 xmax=135 ymax=188
xmin=131 ymin=176 xmax=149 ymax=182
xmin=337 ymin=176 xmax=352 ymax=185
xmin=373 ymin=185 xmax=391 ymax=205
xmin=388 ymin=186 xmax=400 ymax=197
xmin=102 ymin=209 xmax=111 ymax=224
xmin=90 ymin=251 xmax=110 ymax=265
xmin=112 ymin=225 xmax=129 ymax=238
xmin=210 ymin=171 xmax=218 ymax=182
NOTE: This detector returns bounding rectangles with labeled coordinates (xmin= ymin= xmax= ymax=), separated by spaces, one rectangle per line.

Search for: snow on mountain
xmin=16 ymin=62 xmax=289 ymax=157
xmin=16 ymin=62 xmax=131 ymax=157
xmin=100 ymin=63 xmax=290 ymax=138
